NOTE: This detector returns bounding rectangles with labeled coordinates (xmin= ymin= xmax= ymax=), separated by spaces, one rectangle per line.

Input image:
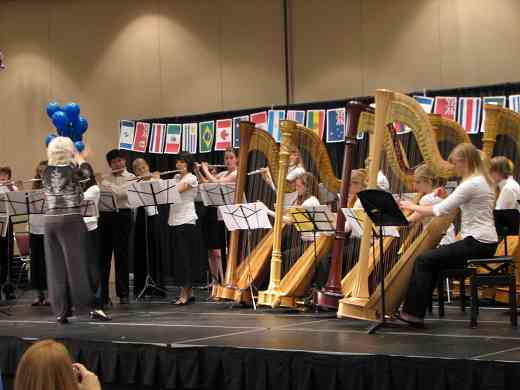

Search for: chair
xmin=467 ymin=209 xmax=518 ymax=328
xmin=437 ymin=268 xmax=474 ymax=317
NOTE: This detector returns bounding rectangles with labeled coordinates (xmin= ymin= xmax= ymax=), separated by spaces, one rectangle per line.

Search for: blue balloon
xmin=63 ymin=102 xmax=80 ymax=123
xmin=51 ymin=110 xmax=69 ymax=130
xmin=45 ymin=133 xmax=57 ymax=146
xmin=60 ymin=126 xmax=71 ymax=138
xmin=75 ymin=141 xmax=85 ymax=153
xmin=70 ymin=129 xmax=83 ymax=142
xmin=46 ymin=101 xmax=61 ymax=119
xmin=73 ymin=116 xmax=88 ymax=134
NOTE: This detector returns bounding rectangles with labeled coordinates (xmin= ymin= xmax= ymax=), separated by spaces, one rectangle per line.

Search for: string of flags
xmin=119 ymin=94 xmax=520 ymax=154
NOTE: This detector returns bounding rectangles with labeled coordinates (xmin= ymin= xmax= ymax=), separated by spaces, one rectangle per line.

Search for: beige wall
xmin=1 ymin=0 xmax=520 ymax=178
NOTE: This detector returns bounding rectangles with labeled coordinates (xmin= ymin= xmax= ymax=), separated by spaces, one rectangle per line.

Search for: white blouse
xmin=496 ymin=176 xmax=520 ymax=211
xmin=432 ymin=175 xmax=498 ymax=243
xmin=83 ymin=185 xmax=100 ymax=232
xmin=419 ymin=192 xmax=456 ymax=246
xmin=168 ymin=173 xmax=198 ymax=226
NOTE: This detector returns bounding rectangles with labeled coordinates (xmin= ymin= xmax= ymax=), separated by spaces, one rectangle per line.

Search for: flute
xmin=196 ymin=163 xmax=227 ymax=169
xmin=127 ymin=169 xmax=181 ymax=182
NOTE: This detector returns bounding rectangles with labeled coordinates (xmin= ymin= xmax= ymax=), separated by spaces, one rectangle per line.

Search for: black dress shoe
xmin=90 ymin=309 xmax=112 ymax=321
xmin=119 ymin=297 xmax=129 ymax=305
xmin=56 ymin=316 xmax=69 ymax=324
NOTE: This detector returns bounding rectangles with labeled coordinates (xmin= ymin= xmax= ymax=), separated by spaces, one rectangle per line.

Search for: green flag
xmin=199 ymin=121 xmax=215 ymax=153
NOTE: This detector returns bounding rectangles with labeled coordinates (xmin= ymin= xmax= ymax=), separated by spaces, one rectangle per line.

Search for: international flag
xmin=148 ymin=123 xmax=166 ymax=154
xmin=215 ymin=119 xmax=232 ymax=151
xmin=164 ymin=124 xmax=182 ymax=154
xmin=250 ymin=111 xmax=268 ymax=131
xmin=232 ymin=115 xmax=249 ymax=148
xmin=182 ymin=123 xmax=198 ymax=154
xmin=326 ymin=108 xmax=346 ymax=143
xmin=394 ymin=121 xmax=411 ymax=135
xmin=509 ymin=95 xmax=520 ymax=113
xmin=433 ymin=96 xmax=457 ymax=121
xmin=457 ymin=97 xmax=482 ymax=134
xmin=306 ymin=109 xmax=326 ymax=139
xmin=267 ymin=110 xmax=286 ymax=142
xmin=286 ymin=110 xmax=305 ymax=125
xmin=119 ymin=120 xmax=135 ymax=150
xmin=132 ymin=122 xmax=150 ymax=153
xmin=481 ymin=96 xmax=506 ymax=132
xmin=413 ymin=96 xmax=435 ymax=113
xmin=199 ymin=120 xmax=215 ymax=153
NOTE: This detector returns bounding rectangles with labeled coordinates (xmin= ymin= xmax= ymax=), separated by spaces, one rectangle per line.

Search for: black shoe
xmin=119 ymin=297 xmax=129 ymax=305
xmin=90 ymin=309 xmax=112 ymax=321
xmin=56 ymin=316 xmax=69 ymax=324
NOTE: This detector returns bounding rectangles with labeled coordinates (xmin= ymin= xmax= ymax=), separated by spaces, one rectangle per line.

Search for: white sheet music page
xmin=218 ymin=201 xmax=272 ymax=231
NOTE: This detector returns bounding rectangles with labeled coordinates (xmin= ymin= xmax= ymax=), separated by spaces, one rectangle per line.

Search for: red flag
xmin=433 ymin=97 xmax=457 ymax=121
xmin=132 ymin=122 xmax=150 ymax=153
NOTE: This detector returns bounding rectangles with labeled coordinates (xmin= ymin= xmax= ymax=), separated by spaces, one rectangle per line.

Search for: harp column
xmin=257 ymin=119 xmax=295 ymax=307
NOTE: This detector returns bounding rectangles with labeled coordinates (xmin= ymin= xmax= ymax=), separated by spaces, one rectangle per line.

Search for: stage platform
xmin=0 ymin=289 xmax=519 ymax=390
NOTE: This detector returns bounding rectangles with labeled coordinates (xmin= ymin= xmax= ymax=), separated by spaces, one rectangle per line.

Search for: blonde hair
xmin=15 ymin=340 xmax=79 ymax=390
xmin=350 ymin=168 xmax=368 ymax=188
xmin=449 ymin=143 xmax=494 ymax=187
xmin=414 ymin=164 xmax=444 ymax=186
xmin=490 ymin=156 xmax=514 ymax=178
xmin=294 ymin=172 xmax=318 ymax=206
xmin=47 ymin=137 xmax=75 ymax=166
xmin=132 ymin=158 xmax=148 ymax=171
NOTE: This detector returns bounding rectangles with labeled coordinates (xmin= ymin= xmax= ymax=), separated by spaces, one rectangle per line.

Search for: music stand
xmin=98 ymin=189 xmax=119 ymax=212
xmin=218 ymin=201 xmax=272 ymax=309
xmin=128 ymin=179 xmax=181 ymax=300
xmin=357 ymin=189 xmax=408 ymax=334
xmin=287 ymin=206 xmax=336 ymax=295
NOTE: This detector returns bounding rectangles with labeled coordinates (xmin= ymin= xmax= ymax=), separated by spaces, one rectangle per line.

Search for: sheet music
xmin=80 ymin=199 xmax=98 ymax=218
xmin=99 ymin=188 xmax=119 ymax=212
xmin=0 ymin=192 xmax=7 ymax=215
xmin=0 ymin=214 xmax=8 ymax=238
xmin=392 ymin=193 xmax=417 ymax=202
xmin=341 ymin=208 xmax=365 ymax=238
xmin=218 ymin=201 xmax=272 ymax=231
xmin=288 ymin=206 xmax=336 ymax=233
xmin=3 ymin=190 xmax=45 ymax=216
xmin=127 ymin=179 xmax=181 ymax=208
xmin=199 ymin=183 xmax=236 ymax=206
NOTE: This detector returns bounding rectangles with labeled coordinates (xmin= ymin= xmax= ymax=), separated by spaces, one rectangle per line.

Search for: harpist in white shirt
xmin=398 ymin=143 xmax=498 ymax=327
xmin=490 ymin=156 xmax=520 ymax=211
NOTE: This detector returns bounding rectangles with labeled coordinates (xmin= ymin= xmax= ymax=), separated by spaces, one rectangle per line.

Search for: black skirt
xmin=29 ymin=233 xmax=47 ymax=291
xmin=170 ymin=223 xmax=203 ymax=287
xmin=201 ymin=207 xmax=227 ymax=250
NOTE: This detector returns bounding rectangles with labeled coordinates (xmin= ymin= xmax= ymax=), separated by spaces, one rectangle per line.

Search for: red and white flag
xmin=215 ymin=119 xmax=232 ymax=151
xmin=433 ymin=97 xmax=457 ymax=121
xmin=457 ymin=97 xmax=482 ymax=134
xmin=132 ymin=122 xmax=150 ymax=153
xmin=148 ymin=123 xmax=166 ymax=154
xmin=250 ymin=111 xmax=268 ymax=130
xmin=164 ymin=124 xmax=182 ymax=154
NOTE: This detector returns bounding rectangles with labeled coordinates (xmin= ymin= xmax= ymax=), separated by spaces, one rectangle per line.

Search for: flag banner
xmin=457 ymin=97 xmax=482 ymax=134
xmin=215 ymin=119 xmax=232 ymax=151
xmin=286 ymin=110 xmax=305 ymax=125
xmin=149 ymin=123 xmax=166 ymax=154
xmin=182 ymin=123 xmax=198 ymax=154
xmin=433 ymin=96 xmax=457 ymax=121
xmin=268 ymin=110 xmax=286 ymax=142
xmin=481 ymin=96 xmax=506 ymax=132
xmin=413 ymin=95 xmax=435 ymax=113
xmin=509 ymin=95 xmax=520 ymax=113
xmin=326 ymin=108 xmax=346 ymax=143
xmin=164 ymin=124 xmax=182 ymax=154
xmin=306 ymin=109 xmax=326 ymax=139
xmin=394 ymin=121 xmax=411 ymax=134
xmin=232 ymin=115 xmax=249 ymax=148
xmin=250 ymin=111 xmax=268 ymax=131
xmin=132 ymin=122 xmax=150 ymax=153
xmin=119 ymin=120 xmax=135 ymax=150
xmin=199 ymin=120 xmax=215 ymax=153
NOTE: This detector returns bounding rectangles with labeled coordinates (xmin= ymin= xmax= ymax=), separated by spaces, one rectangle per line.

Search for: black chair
xmin=436 ymin=268 xmax=474 ymax=317
xmin=467 ymin=209 xmax=518 ymax=328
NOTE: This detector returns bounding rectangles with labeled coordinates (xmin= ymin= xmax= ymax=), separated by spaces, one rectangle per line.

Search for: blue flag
xmin=232 ymin=115 xmax=249 ymax=148
xmin=326 ymin=108 xmax=346 ymax=143
xmin=267 ymin=110 xmax=286 ymax=142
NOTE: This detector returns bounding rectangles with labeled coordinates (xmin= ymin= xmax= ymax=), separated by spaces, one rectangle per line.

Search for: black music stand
xmin=357 ymin=189 xmax=408 ymax=334
xmin=288 ymin=206 xmax=336 ymax=294
xmin=219 ymin=201 xmax=272 ymax=310
xmin=128 ymin=179 xmax=180 ymax=300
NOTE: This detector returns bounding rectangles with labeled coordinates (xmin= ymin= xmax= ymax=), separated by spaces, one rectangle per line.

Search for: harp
xmin=482 ymin=104 xmax=520 ymax=303
xmin=212 ymin=121 xmax=280 ymax=302
xmin=257 ymin=120 xmax=341 ymax=308
xmin=337 ymin=89 xmax=465 ymax=321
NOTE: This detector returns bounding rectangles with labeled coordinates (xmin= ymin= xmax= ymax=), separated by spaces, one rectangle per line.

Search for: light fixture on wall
xmin=0 ymin=50 xmax=6 ymax=70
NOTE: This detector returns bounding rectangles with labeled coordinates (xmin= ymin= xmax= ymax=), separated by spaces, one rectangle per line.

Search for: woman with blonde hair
xmin=15 ymin=339 xmax=100 ymax=390
xmin=397 ymin=143 xmax=498 ymax=327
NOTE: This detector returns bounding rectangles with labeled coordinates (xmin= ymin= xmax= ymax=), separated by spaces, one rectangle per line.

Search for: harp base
xmin=214 ymin=284 xmax=239 ymax=301
xmin=337 ymin=296 xmax=378 ymax=321
xmin=233 ymin=289 xmax=253 ymax=304
xmin=257 ymin=289 xmax=282 ymax=308
xmin=314 ymin=289 xmax=344 ymax=310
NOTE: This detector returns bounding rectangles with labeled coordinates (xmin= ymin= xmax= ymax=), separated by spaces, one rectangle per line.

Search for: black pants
xmin=98 ymin=210 xmax=132 ymax=302
xmin=0 ymin=222 xmax=13 ymax=286
xmin=86 ymin=229 xmax=103 ymax=308
xmin=29 ymin=233 xmax=47 ymax=291
xmin=403 ymin=236 xmax=498 ymax=318
xmin=133 ymin=210 xmax=164 ymax=296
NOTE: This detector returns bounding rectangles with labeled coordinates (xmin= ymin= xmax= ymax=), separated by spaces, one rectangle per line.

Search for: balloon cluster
xmin=45 ymin=101 xmax=88 ymax=152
